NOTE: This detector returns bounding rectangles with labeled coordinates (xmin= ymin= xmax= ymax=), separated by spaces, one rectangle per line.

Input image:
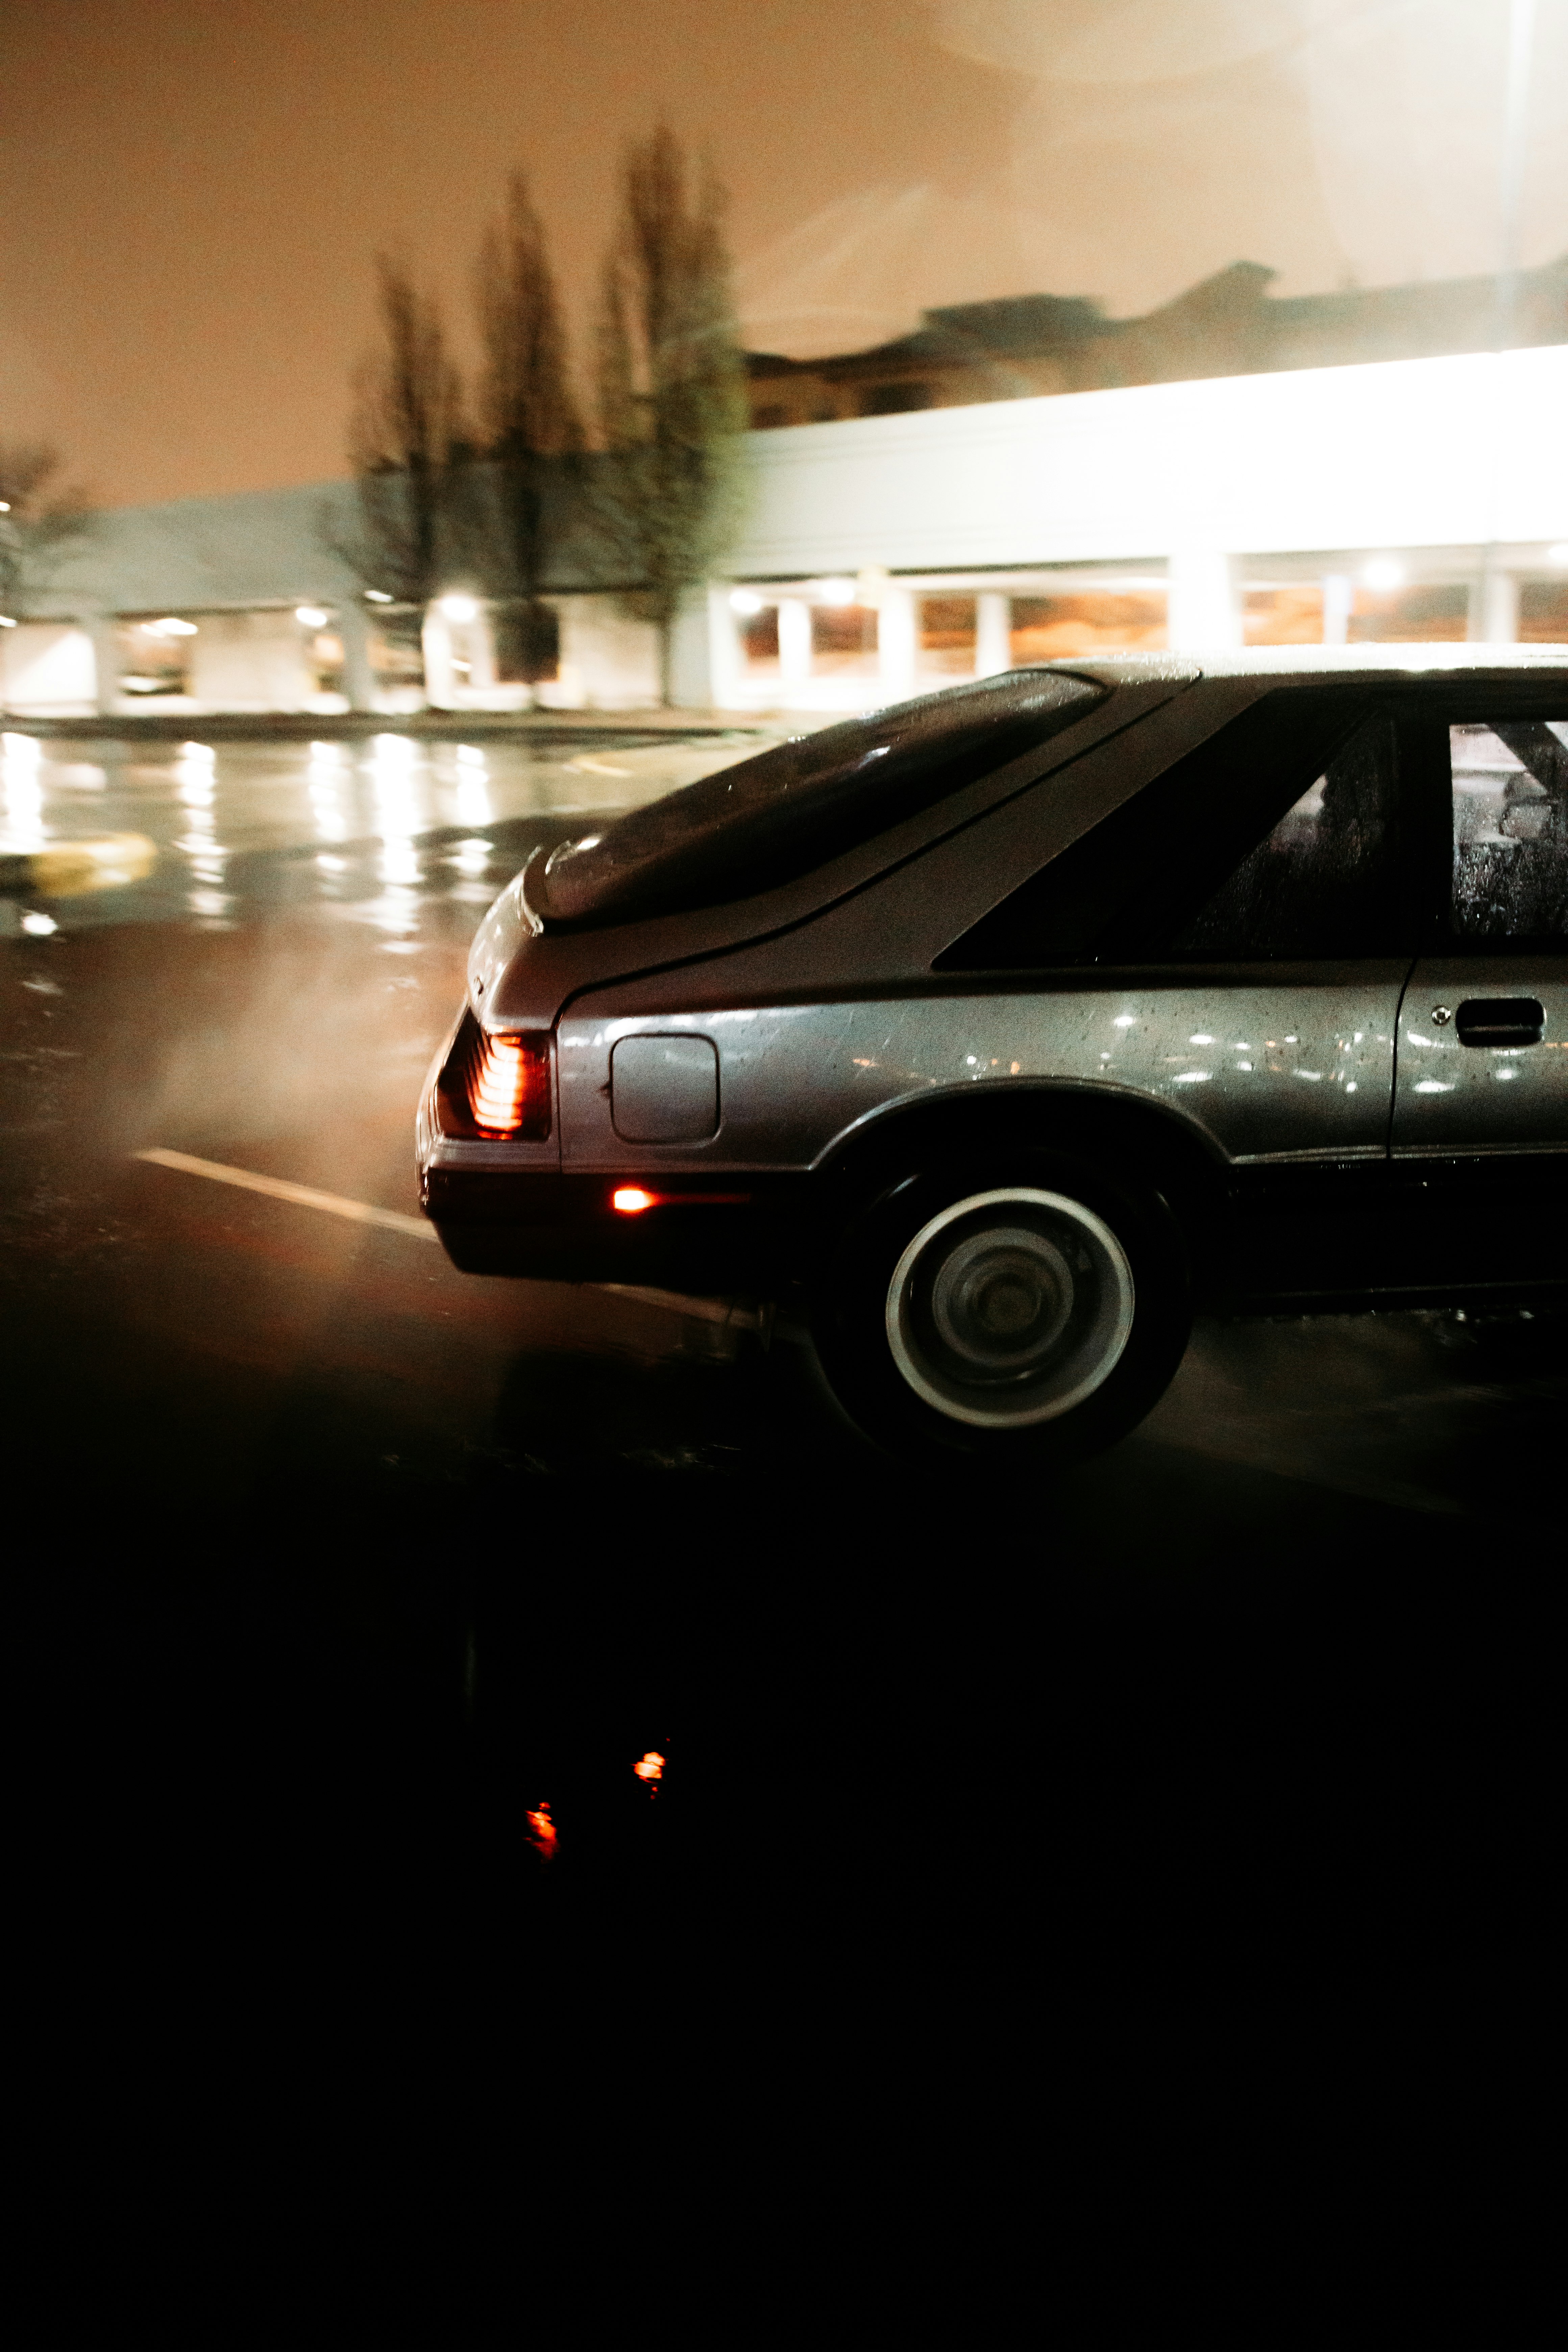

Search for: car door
xmin=1390 ymin=701 xmax=1568 ymax=1289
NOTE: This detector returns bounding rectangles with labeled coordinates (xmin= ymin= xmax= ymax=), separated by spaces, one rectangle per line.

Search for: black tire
xmin=809 ymin=1147 xmax=1193 ymax=1466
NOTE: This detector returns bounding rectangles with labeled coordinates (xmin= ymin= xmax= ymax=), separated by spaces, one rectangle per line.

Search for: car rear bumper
xmin=423 ymin=1167 xmax=811 ymax=1289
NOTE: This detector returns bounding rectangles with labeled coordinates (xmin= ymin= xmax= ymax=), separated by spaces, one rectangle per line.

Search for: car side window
xmin=1449 ymin=719 xmax=1568 ymax=943
xmin=1168 ymin=715 xmax=1399 ymax=958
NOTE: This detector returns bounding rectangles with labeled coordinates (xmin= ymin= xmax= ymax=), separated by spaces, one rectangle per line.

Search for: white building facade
xmin=4 ymin=345 xmax=1566 ymax=719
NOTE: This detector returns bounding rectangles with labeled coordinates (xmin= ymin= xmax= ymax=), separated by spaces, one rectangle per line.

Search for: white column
xmin=1322 ymin=573 xmax=1353 ymax=647
xmin=336 ymin=602 xmax=377 ymax=711
xmin=976 ymin=591 xmax=1011 ymax=677
xmin=421 ymin=607 xmax=455 ymax=706
xmin=85 ymin=612 xmax=123 ymax=716
xmin=1167 ymin=549 xmax=1242 ymax=652
xmin=551 ymin=598 xmax=588 ymax=708
xmin=777 ymin=598 xmax=812 ymax=701
xmin=706 ymin=586 xmax=744 ymax=710
xmin=1478 ymin=571 xmax=1519 ymax=644
xmin=466 ymin=612 xmax=497 ymax=692
xmin=877 ymin=586 xmax=917 ymax=702
xmin=668 ymin=591 xmax=715 ymax=709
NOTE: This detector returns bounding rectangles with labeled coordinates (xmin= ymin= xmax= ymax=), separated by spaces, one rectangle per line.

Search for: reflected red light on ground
xmin=525 ymin=1800 xmax=558 ymax=1861
xmin=613 ymin=1187 xmax=656 ymax=1214
xmin=633 ymin=1750 xmax=665 ymax=1795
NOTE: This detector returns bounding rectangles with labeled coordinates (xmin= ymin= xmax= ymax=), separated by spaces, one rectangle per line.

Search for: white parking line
xmin=134 ymin=1147 xmax=760 ymax=1328
xmin=136 ymin=1147 xmax=438 ymax=1238
xmin=595 ymin=1283 xmax=760 ymax=1332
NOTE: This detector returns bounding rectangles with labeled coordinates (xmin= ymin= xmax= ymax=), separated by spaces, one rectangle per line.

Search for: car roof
xmin=1057 ymin=645 xmax=1568 ymax=689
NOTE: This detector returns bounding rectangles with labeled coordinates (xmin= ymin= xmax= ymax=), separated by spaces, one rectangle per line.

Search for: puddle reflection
xmin=8 ymin=726 xmax=761 ymax=932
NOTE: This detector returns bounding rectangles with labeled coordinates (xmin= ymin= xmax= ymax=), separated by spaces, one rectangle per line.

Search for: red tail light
xmin=435 ymin=1011 xmax=552 ymax=1140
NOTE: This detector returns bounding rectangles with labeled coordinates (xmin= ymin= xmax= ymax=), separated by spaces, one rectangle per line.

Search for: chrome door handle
xmin=1454 ymin=998 xmax=1545 ymax=1047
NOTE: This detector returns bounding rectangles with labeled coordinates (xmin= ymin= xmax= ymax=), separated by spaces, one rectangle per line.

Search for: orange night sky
xmin=2 ymin=0 xmax=1562 ymax=507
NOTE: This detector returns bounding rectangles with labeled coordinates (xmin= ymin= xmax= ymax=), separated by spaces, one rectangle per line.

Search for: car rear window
xmin=531 ymin=668 xmax=1106 ymax=926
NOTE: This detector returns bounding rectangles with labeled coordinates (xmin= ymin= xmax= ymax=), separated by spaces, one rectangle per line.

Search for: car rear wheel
xmin=810 ymin=1153 xmax=1193 ymax=1466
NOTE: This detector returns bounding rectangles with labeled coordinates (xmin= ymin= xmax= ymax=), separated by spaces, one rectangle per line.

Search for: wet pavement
xmin=0 ymin=721 xmax=758 ymax=933
xmin=4 ymin=727 xmax=1562 ymax=1993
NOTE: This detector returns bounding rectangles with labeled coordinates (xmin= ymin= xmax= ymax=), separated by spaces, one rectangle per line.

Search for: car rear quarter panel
xmin=556 ymin=971 xmax=1406 ymax=1173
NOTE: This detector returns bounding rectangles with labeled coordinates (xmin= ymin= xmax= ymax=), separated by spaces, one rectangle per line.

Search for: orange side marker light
xmin=613 ymin=1187 xmax=657 ymax=1214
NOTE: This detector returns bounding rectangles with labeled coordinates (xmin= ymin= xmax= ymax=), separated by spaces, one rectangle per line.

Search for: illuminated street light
xmin=295 ymin=605 xmax=329 ymax=628
xmin=365 ymin=589 xmax=393 ymax=604
xmin=1363 ymin=557 xmax=1405 ymax=591
xmin=730 ymin=588 xmax=764 ymax=616
xmin=439 ymin=593 xmax=480 ymax=623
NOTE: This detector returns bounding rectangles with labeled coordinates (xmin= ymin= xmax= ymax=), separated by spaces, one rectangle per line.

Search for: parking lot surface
xmin=4 ymin=727 xmax=1560 ymax=1989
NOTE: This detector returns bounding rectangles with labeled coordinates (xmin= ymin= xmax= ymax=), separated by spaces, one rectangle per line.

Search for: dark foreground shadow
xmin=10 ymin=1312 xmax=1562 ymax=2008
xmin=481 ymin=1322 xmax=863 ymax=1480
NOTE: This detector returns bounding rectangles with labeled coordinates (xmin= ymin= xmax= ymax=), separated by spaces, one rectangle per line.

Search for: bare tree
xmin=592 ymin=126 xmax=749 ymax=704
xmin=0 ymin=443 xmax=96 ymax=619
xmin=471 ymin=171 xmax=582 ymax=686
xmin=330 ymin=256 xmax=466 ymax=618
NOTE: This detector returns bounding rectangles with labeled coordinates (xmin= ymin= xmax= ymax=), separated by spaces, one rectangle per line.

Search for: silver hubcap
xmin=885 ymin=1188 xmax=1135 ymax=1428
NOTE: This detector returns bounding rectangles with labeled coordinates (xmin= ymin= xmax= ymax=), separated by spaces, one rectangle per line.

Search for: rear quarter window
xmin=938 ymin=686 xmax=1390 ymax=970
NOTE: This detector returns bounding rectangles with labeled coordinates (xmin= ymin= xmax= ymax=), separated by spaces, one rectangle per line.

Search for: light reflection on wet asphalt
xmin=4 ymin=729 xmax=1562 ymax=1971
xmin=1 ymin=725 xmax=754 ymax=934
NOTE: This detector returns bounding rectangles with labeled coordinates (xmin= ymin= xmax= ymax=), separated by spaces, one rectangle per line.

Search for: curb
xmin=0 ymin=834 xmax=158 ymax=898
xmin=0 ymin=710 xmax=780 ymax=746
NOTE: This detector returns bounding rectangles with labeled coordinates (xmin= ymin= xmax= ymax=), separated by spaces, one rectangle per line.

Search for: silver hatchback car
xmin=418 ymin=650 xmax=1568 ymax=1464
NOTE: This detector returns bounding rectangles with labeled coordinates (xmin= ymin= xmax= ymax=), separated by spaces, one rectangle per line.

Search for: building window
xmin=1009 ymin=591 xmax=1167 ymax=662
xmin=494 ymin=600 xmax=560 ymax=684
xmin=1520 ymin=580 xmax=1568 ymax=643
xmin=1348 ymin=584 xmax=1468 ymax=642
xmin=369 ymin=608 xmax=426 ymax=689
xmin=861 ymin=383 xmax=934 ymax=416
xmin=811 ymin=602 xmax=878 ymax=676
xmin=919 ymin=595 xmax=977 ymax=677
xmin=116 ymin=616 xmax=197 ymax=696
xmin=309 ymin=628 xmax=345 ymax=693
xmin=739 ymin=604 xmax=781 ymax=675
xmin=1244 ymin=587 xmax=1325 ymax=645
